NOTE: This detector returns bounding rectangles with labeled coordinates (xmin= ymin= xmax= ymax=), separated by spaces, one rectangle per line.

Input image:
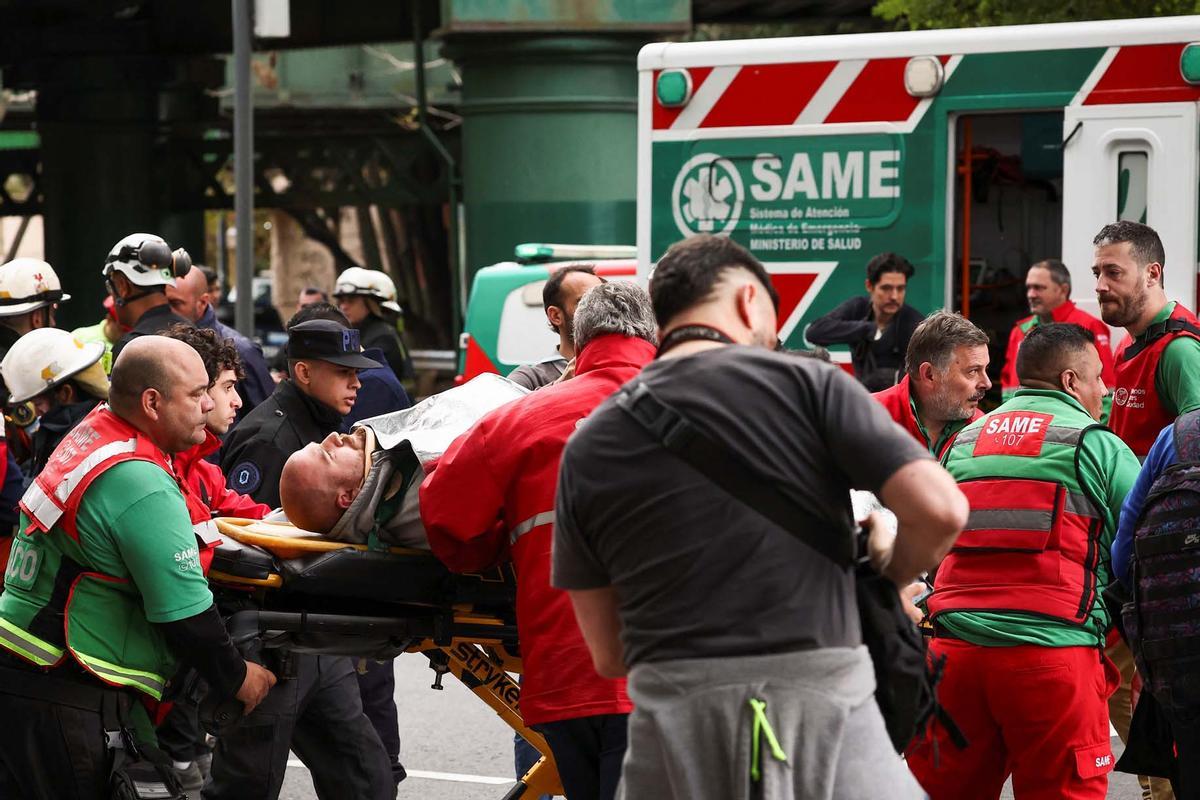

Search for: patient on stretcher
xmin=276 ymin=373 xmax=528 ymax=549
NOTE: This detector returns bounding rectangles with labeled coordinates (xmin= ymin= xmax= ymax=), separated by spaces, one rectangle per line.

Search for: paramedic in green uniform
xmin=0 ymin=336 xmax=275 ymax=800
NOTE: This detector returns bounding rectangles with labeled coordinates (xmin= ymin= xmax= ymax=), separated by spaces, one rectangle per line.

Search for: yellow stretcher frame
xmin=210 ymin=519 xmax=563 ymax=798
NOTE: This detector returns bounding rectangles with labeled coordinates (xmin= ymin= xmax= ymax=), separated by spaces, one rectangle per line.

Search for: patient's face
xmin=292 ymin=428 xmax=368 ymax=492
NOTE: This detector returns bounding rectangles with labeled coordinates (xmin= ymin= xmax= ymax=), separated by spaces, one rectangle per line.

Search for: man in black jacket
xmin=805 ymin=252 xmax=923 ymax=392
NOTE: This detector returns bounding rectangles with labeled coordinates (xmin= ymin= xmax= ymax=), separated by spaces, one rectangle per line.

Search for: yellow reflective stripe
xmin=0 ymin=617 xmax=64 ymax=666
xmin=72 ymin=651 xmax=166 ymax=700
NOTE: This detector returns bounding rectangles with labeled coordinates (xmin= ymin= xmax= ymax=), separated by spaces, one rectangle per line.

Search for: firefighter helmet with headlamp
xmin=102 ymin=233 xmax=192 ymax=288
xmin=0 ymin=259 xmax=70 ymax=318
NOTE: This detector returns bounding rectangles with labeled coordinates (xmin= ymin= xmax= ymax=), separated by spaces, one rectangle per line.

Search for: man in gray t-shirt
xmin=552 ymin=234 xmax=967 ymax=800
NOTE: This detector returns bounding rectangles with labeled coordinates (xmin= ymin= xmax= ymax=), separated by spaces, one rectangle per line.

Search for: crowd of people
xmin=0 ymin=218 xmax=1195 ymax=800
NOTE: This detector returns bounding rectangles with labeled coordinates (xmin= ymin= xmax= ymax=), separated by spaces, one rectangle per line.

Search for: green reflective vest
xmin=930 ymin=392 xmax=1107 ymax=632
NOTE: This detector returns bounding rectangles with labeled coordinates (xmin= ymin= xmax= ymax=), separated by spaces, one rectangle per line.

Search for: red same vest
xmin=1111 ymin=303 xmax=1200 ymax=457
xmin=21 ymin=405 xmax=222 ymax=572
xmin=928 ymin=401 xmax=1106 ymax=626
xmin=873 ymin=375 xmax=982 ymax=460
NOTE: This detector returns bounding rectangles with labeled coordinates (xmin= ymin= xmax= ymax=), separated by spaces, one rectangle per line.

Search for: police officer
xmin=208 ymin=319 xmax=393 ymax=800
xmin=333 ymin=267 xmax=415 ymax=382
xmin=0 ymin=336 xmax=275 ymax=800
xmin=219 ymin=318 xmax=381 ymax=509
xmin=907 ymin=323 xmax=1140 ymax=799
xmin=103 ymin=233 xmax=194 ymax=360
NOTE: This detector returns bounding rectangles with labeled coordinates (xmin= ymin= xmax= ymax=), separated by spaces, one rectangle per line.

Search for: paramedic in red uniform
xmin=907 ymin=323 xmax=1139 ymax=799
xmin=420 ymin=281 xmax=657 ymax=800
xmin=1093 ymin=220 xmax=1200 ymax=800
xmin=873 ymin=310 xmax=991 ymax=459
xmin=1095 ymin=220 xmax=1200 ymax=458
xmin=1001 ymin=259 xmax=1115 ymax=404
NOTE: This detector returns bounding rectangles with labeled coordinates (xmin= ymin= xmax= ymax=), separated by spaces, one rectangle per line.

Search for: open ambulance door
xmin=1061 ymin=102 xmax=1199 ymax=326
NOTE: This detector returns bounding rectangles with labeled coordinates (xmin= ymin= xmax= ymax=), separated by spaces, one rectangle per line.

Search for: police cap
xmin=286 ymin=319 xmax=382 ymax=370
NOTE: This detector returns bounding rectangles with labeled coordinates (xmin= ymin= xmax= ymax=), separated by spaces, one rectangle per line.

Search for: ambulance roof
xmin=639 ymin=15 xmax=1200 ymax=70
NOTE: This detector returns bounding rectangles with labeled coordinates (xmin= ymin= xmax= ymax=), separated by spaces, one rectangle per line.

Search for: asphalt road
xmin=188 ymin=654 xmax=1147 ymax=800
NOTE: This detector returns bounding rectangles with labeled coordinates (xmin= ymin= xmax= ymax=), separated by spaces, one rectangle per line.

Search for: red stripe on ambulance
xmin=652 ymin=67 xmax=713 ymax=129
xmin=825 ymin=58 xmax=921 ymax=124
xmin=699 ymin=62 xmax=836 ymax=128
xmin=1084 ymin=43 xmax=1200 ymax=105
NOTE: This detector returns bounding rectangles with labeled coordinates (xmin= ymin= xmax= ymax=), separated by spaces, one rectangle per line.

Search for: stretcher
xmin=207 ymin=517 xmax=562 ymax=800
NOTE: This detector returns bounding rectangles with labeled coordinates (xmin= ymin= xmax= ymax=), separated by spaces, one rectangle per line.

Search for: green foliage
xmin=873 ymin=0 xmax=1200 ymax=30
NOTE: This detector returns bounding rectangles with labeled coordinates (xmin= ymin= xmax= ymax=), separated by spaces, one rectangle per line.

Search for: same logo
xmin=672 ymin=153 xmax=744 ymax=239
xmin=1113 ymin=388 xmax=1129 ymax=407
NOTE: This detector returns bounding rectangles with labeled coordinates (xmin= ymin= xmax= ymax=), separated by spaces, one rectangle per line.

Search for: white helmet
xmin=0 ymin=259 xmax=70 ymax=317
xmin=102 ymin=233 xmax=191 ymax=288
xmin=333 ymin=267 xmax=401 ymax=313
xmin=1 ymin=328 xmax=107 ymax=404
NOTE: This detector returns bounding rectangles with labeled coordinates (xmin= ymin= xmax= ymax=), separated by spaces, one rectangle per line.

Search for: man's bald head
xmin=280 ymin=431 xmax=367 ymax=533
xmin=165 ymin=267 xmax=210 ymax=323
xmin=110 ymin=336 xmax=214 ymax=451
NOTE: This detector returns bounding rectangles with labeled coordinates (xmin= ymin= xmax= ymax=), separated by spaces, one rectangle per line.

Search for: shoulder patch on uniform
xmin=229 ymin=462 xmax=262 ymax=494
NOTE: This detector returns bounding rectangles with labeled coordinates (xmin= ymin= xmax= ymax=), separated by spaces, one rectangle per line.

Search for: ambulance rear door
xmin=1061 ymin=46 xmax=1200 ymax=320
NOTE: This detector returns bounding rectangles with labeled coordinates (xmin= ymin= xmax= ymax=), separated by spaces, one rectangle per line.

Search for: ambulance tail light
xmin=904 ymin=57 xmax=944 ymax=98
xmin=655 ymin=69 xmax=693 ymax=108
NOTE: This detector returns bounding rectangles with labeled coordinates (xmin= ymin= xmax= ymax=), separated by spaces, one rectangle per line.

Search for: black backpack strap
xmin=1120 ymin=318 xmax=1200 ymax=362
xmin=615 ymin=380 xmax=856 ymax=569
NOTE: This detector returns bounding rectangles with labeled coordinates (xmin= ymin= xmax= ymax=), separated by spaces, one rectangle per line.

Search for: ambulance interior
xmin=951 ymin=111 xmax=1064 ymax=404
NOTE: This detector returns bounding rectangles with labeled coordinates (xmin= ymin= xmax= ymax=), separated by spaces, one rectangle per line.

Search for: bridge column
xmin=439 ymin=4 xmax=687 ymax=274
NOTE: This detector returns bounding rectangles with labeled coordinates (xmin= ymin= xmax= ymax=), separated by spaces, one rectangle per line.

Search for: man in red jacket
xmin=1000 ymin=259 xmax=1115 ymax=403
xmin=165 ymin=324 xmax=271 ymax=520
xmin=874 ymin=310 xmax=991 ymax=459
xmin=421 ymin=281 xmax=657 ymax=800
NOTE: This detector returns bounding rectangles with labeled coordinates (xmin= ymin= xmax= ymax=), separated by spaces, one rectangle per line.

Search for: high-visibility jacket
xmin=1111 ymin=302 xmax=1200 ymax=457
xmin=929 ymin=392 xmax=1106 ymax=629
xmin=421 ymin=333 xmax=653 ymax=726
xmin=0 ymin=406 xmax=199 ymax=699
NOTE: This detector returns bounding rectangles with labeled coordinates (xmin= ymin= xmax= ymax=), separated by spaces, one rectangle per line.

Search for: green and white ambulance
xmin=638 ymin=16 xmax=1200 ymax=367
xmin=457 ymin=243 xmax=636 ymax=381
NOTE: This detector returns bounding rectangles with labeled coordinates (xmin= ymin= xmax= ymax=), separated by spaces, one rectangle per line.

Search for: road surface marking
xmin=286 ymin=760 xmax=512 ymax=785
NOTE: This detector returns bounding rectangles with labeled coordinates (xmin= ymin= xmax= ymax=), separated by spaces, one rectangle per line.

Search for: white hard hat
xmin=0 ymin=259 xmax=70 ymax=317
xmin=333 ymin=267 xmax=401 ymax=313
xmin=102 ymin=233 xmax=191 ymax=288
xmin=1 ymin=328 xmax=106 ymax=404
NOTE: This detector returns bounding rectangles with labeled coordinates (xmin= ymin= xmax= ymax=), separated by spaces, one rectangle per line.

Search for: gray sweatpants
xmin=618 ymin=646 xmax=925 ymax=800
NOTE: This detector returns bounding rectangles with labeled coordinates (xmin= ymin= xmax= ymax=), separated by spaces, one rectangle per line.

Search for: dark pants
xmin=0 ymin=688 xmax=111 ymax=800
xmin=158 ymin=694 xmax=206 ymax=763
xmin=203 ymin=654 xmax=394 ymax=800
xmin=355 ymin=658 xmax=406 ymax=786
xmin=533 ymin=714 xmax=629 ymax=800
xmin=1162 ymin=706 xmax=1200 ymax=797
